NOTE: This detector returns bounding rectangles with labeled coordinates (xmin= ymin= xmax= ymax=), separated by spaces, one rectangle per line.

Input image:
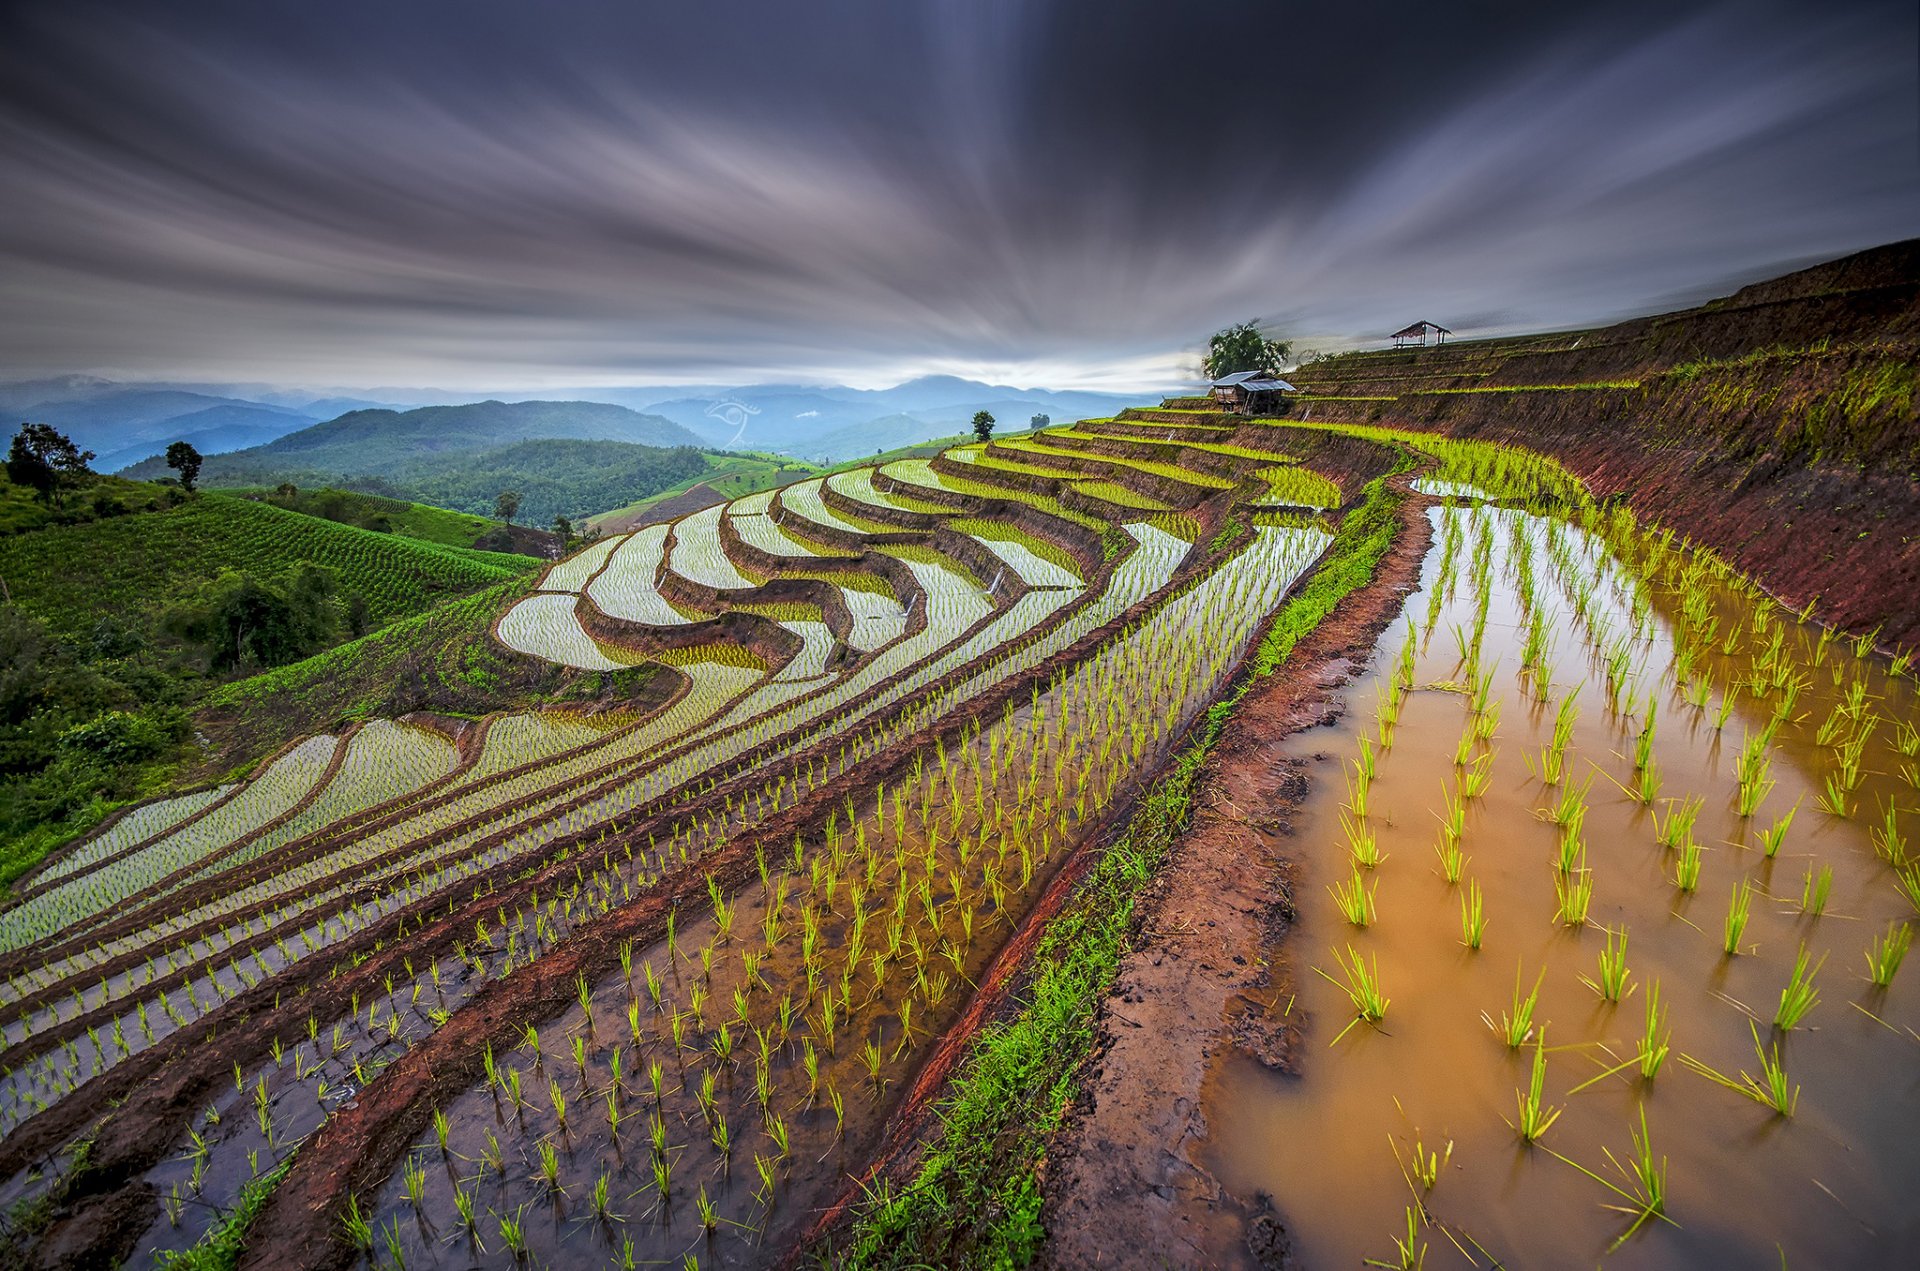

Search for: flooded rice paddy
xmin=1206 ymin=499 xmax=1920 ymax=1269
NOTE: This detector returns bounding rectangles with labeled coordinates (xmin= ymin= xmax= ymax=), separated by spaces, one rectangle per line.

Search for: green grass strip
xmin=156 ymin=1152 xmax=296 ymax=1270
xmin=831 ymin=468 xmax=1408 ymax=1268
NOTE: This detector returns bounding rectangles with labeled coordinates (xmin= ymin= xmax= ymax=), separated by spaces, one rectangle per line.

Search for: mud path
xmin=1040 ymin=483 xmax=1433 ymax=1268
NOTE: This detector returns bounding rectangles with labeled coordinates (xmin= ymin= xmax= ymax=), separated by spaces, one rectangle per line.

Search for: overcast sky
xmin=0 ymin=0 xmax=1914 ymax=392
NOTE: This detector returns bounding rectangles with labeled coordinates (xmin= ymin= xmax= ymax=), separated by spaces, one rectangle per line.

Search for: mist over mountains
xmin=0 ymin=373 xmax=1142 ymax=471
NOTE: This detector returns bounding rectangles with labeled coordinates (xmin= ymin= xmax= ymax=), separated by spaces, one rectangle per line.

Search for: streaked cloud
xmin=0 ymin=0 xmax=1912 ymax=391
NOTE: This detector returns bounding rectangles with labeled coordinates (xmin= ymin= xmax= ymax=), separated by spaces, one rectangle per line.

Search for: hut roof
xmin=1390 ymin=320 xmax=1452 ymax=339
xmin=1211 ymin=371 xmax=1297 ymax=391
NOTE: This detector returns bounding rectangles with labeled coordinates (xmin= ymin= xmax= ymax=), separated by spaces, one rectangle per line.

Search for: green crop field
xmin=0 ymin=491 xmax=537 ymax=641
xmin=4 ymin=408 xmax=1915 ymax=1271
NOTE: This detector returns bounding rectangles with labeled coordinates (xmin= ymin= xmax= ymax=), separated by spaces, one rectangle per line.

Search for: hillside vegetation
xmin=0 ymin=474 xmax=543 ymax=879
xmin=232 ymin=485 xmax=555 ymax=554
xmin=120 ymin=399 xmax=714 ymax=524
xmin=0 ymin=490 xmax=535 ymax=643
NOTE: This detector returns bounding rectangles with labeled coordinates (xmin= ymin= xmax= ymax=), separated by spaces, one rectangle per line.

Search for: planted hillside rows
xmin=0 ymin=422 xmax=1331 ymax=1258
xmin=0 ymin=420 xmax=1344 ymax=1267
xmin=351 ymin=524 xmax=1331 ymax=1269
xmin=1204 ymin=468 xmax=1920 ymax=1269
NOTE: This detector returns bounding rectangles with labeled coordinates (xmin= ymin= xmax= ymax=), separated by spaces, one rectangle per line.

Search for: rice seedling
xmin=1328 ymin=867 xmax=1378 ymax=928
xmin=1364 ymin=1207 xmax=1427 ymax=1271
xmin=1653 ymin=795 xmax=1703 ymax=850
xmin=1487 ymin=963 xmax=1547 ymax=1048
xmin=1723 ymin=879 xmax=1754 ymax=955
xmin=1581 ymin=927 xmax=1633 ymax=1002
xmin=1734 ymin=732 xmax=1775 ymax=818
xmin=1556 ymin=869 xmax=1595 ymax=926
xmin=1774 ymin=948 xmax=1824 ymax=1030
xmin=1514 ymin=1033 xmax=1563 ymax=1144
xmin=1799 ymin=864 xmax=1833 ymax=916
xmin=1672 ymin=840 xmax=1703 ymax=894
xmin=1637 ymin=980 xmax=1671 ymax=1079
xmin=1460 ymin=880 xmax=1486 ymax=950
xmin=1343 ymin=813 xmax=1384 ymax=869
xmin=1869 ymin=804 xmax=1908 ymax=864
xmin=1681 ymin=1022 xmax=1799 ymax=1116
xmin=1599 ymin=1105 xmax=1668 ymax=1247
xmin=1316 ymin=947 xmax=1389 ymax=1042
xmin=1815 ymin=773 xmax=1855 ymax=819
xmin=1756 ymin=802 xmax=1798 ymax=857
xmin=1460 ymin=753 xmax=1494 ymax=800
xmin=1864 ymin=922 xmax=1912 ymax=987
xmin=1898 ymin=859 xmax=1920 ymax=915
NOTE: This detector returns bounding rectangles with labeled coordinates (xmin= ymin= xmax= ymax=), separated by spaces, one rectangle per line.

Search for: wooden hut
xmin=1391 ymin=320 xmax=1452 ymax=348
xmin=1209 ymin=369 xmax=1297 ymax=416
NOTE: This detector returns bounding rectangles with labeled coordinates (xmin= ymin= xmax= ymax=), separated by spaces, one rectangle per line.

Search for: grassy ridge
xmin=831 ymin=469 xmax=1408 ymax=1267
xmin=0 ymin=492 xmax=537 ymax=641
xmin=221 ymin=486 xmax=524 ymax=551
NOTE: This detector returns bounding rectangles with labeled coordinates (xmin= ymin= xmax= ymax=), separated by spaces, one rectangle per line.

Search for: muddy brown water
xmin=1204 ymin=503 xmax=1920 ymax=1269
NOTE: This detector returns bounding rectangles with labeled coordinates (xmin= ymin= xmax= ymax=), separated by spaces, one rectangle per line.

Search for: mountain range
xmin=1 ymin=373 xmax=1145 ymax=470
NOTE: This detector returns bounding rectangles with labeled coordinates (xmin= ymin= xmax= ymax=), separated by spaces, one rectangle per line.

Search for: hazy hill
xmin=0 ymin=379 xmax=319 ymax=464
xmin=118 ymin=399 xmax=711 ymax=523
xmin=244 ymin=398 xmax=700 ymax=460
xmin=641 ymin=376 xmax=1138 ymax=457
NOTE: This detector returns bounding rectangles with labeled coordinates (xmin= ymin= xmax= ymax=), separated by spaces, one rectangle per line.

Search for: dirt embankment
xmin=1290 ymin=239 xmax=1920 ymax=656
xmin=1040 ymin=482 xmax=1433 ymax=1269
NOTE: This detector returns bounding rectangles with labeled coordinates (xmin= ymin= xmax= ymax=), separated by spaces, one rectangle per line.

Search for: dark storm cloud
xmin=0 ymin=0 xmax=1913 ymax=388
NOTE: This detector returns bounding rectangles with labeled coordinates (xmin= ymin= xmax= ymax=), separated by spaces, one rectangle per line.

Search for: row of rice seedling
xmin=350 ymin=522 xmax=1331 ymax=1265
xmin=775 ymin=477 xmax=898 ymax=537
xmin=0 ymin=735 xmax=343 ymax=955
xmin=873 ymin=460 xmax=1109 ymax=531
xmin=25 ymin=785 xmax=238 ymax=887
xmin=993 ymin=436 xmax=1237 ymax=490
xmin=728 ymin=509 xmax=846 ymax=559
xmin=770 ymin=620 xmax=837 ymax=683
xmin=945 ymin=519 xmax=1084 ymax=589
xmin=825 ymin=468 xmax=956 ymax=516
xmin=1228 ymin=432 xmax=1917 ymax=1270
xmin=666 ymin=504 xmax=760 ymax=591
xmin=1254 ymin=463 xmax=1343 ymax=509
xmin=495 ymin=593 xmax=634 ymax=670
xmin=582 ymin=524 xmax=694 ymax=627
xmin=2 ymin=436 xmax=1330 ymax=1256
xmin=445 ymin=712 xmax=617 ymax=789
xmin=536 ymin=532 xmax=626 ymax=593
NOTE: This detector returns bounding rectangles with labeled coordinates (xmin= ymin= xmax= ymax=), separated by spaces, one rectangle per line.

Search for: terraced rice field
xmin=6 ymin=411 xmax=1910 ymax=1270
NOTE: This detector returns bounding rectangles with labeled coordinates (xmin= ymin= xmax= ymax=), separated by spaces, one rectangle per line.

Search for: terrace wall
xmin=1282 ymin=239 xmax=1920 ymax=655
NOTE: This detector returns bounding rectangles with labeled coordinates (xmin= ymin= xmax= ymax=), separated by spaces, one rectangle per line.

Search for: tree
xmin=552 ymin=514 xmax=573 ymax=544
xmin=1029 ymin=413 xmax=1049 ymax=431
xmin=165 ymin=441 xmax=203 ymax=492
xmin=495 ymin=489 xmax=521 ymax=524
xmin=6 ymin=423 xmax=95 ymax=508
xmin=971 ymin=411 xmax=995 ymax=443
xmin=166 ymin=565 xmax=338 ymax=670
xmin=1203 ymin=321 xmax=1292 ymax=380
